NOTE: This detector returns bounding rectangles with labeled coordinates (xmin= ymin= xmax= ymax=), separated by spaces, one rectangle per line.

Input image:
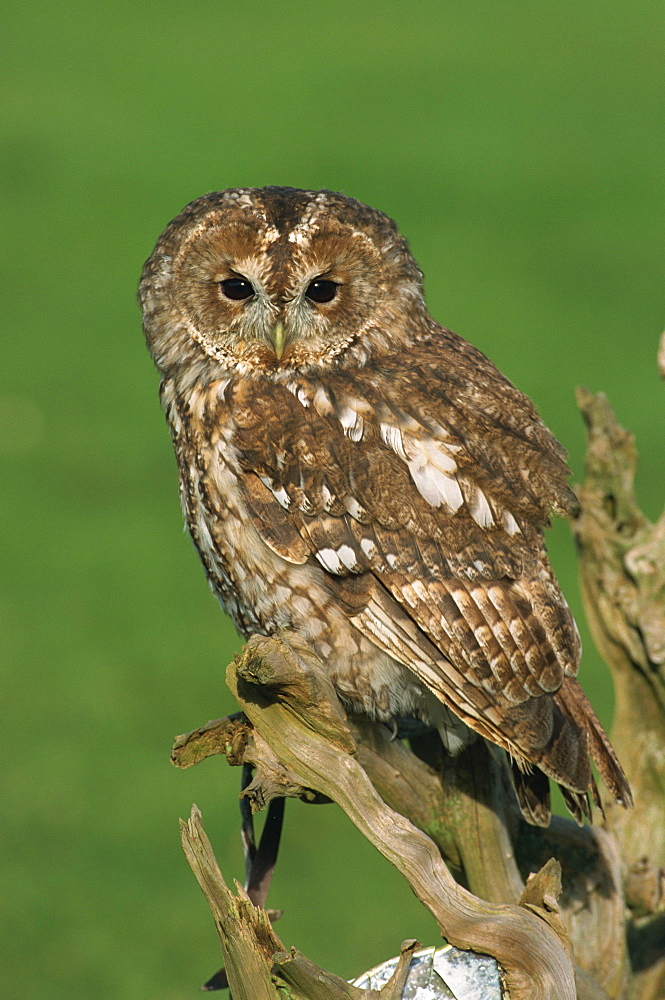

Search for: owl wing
xmin=227 ymin=333 xmax=630 ymax=812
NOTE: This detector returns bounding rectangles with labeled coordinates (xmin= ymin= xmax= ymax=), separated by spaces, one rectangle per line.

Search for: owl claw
xmin=386 ymin=718 xmax=399 ymax=741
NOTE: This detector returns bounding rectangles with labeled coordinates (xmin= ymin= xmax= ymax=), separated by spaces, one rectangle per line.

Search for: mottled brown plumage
xmin=139 ymin=186 xmax=631 ymax=825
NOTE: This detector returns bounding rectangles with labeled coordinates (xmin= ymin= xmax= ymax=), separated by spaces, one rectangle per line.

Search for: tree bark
xmin=573 ymin=388 xmax=665 ymax=1000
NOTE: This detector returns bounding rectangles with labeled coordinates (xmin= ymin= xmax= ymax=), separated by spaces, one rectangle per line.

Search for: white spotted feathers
xmin=276 ymin=376 xmax=521 ymax=536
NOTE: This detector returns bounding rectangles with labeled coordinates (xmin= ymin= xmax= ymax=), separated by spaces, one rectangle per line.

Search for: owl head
xmin=139 ymin=187 xmax=426 ymax=380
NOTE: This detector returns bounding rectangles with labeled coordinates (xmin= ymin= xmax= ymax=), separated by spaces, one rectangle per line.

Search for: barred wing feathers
xmin=227 ymin=333 xmax=630 ymax=819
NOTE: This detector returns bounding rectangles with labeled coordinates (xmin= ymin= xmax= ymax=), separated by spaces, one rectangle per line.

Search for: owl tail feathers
xmin=510 ymin=762 xmax=552 ymax=827
xmin=506 ymin=677 xmax=632 ymax=827
xmin=555 ymin=677 xmax=634 ymax=811
xmin=501 ymin=741 xmax=594 ymax=827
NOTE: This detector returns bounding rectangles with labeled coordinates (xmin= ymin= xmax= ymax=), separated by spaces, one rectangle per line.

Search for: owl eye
xmin=220 ymin=277 xmax=255 ymax=300
xmin=305 ymin=278 xmax=339 ymax=303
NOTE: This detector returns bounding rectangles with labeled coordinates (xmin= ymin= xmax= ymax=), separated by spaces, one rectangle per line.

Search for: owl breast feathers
xmin=139 ymin=186 xmax=631 ymax=826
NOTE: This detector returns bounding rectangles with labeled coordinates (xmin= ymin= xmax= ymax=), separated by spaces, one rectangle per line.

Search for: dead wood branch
xmin=178 ymin=633 xmax=576 ymax=1000
xmin=573 ymin=387 xmax=665 ymax=1000
xmin=174 ymin=374 xmax=664 ymax=1000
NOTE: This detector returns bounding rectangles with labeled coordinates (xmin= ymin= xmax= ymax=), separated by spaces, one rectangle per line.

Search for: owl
xmin=139 ymin=186 xmax=631 ymax=826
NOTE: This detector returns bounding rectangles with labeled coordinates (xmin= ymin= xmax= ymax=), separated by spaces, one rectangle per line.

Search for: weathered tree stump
xmin=179 ymin=633 xmax=575 ymax=999
xmin=572 ymin=387 xmax=665 ymax=1000
xmin=174 ymin=374 xmax=664 ymax=1000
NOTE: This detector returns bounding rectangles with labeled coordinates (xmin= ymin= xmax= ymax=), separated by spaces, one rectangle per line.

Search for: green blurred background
xmin=2 ymin=1 xmax=662 ymax=996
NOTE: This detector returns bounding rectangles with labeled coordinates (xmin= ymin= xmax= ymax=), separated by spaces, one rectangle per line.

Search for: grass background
xmin=2 ymin=2 xmax=662 ymax=996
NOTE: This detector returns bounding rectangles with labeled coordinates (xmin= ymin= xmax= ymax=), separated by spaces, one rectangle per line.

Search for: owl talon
xmin=386 ymin=719 xmax=399 ymax=742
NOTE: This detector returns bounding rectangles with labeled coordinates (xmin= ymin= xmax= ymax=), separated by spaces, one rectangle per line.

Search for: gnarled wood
xmin=574 ymin=389 xmax=665 ymax=862
xmin=227 ymin=632 xmax=575 ymax=999
xmin=175 ymin=379 xmax=664 ymax=1000
xmin=180 ymin=806 xmax=280 ymax=1000
xmin=573 ymin=387 xmax=665 ymax=1000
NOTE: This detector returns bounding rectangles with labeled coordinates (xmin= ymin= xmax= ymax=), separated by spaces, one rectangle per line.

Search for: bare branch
xmin=221 ymin=632 xmax=576 ymax=1000
xmin=573 ymin=386 xmax=665 ymax=1000
xmin=180 ymin=806 xmax=281 ymax=1000
xmin=172 ymin=373 xmax=664 ymax=1000
xmin=574 ymin=388 xmax=665 ymax=866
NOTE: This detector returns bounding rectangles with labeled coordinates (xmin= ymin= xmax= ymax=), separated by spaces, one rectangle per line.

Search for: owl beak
xmin=273 ymin=321 xmax=286 ymax=360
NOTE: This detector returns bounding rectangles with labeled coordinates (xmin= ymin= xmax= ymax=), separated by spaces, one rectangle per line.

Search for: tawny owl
xmin=139 ymin=186 xmax=631 ymax=826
